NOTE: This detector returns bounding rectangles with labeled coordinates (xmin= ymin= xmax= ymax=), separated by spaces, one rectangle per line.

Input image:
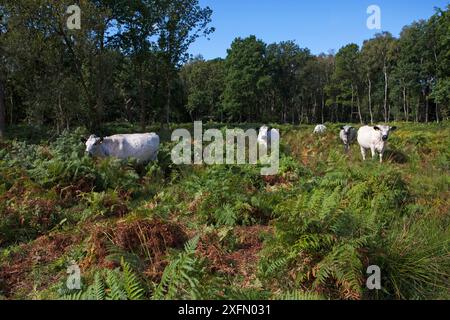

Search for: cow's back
xmin=105 ymin=133 xmax=160 ymax=162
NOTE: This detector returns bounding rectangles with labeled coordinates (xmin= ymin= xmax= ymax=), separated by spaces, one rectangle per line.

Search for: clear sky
xmin=188 ymin=0 xmax=449 ymax=59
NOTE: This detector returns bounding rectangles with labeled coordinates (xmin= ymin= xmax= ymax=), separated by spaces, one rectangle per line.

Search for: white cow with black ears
xmin=339 ymin=125 xmax=357 ymax=153
xmin=357 ymin=125 xmax=397 ymax=163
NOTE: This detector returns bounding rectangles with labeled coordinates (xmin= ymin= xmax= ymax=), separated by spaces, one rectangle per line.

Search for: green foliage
xmin=369 ymin=218 xmax=450 ymax=299
xmin=182 ymin=165 xmax=265 ymax=226
xmin=258 ymin=151 xmax=448 ymax=299
xmin=152 ymin=236 xmax=205 ymax=300
xmin=1 ymin=123 xmax=449 ymax=300
xmin=62 ymin=258 xmax=145 ymax=300
xmin=180 ymin=58 xmax=225 ymax=119
xmin=222 ymin=35 xmax=269 ymax=122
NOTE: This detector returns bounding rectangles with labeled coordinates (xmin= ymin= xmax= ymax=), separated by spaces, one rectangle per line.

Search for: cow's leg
xmin=360 ymin=147 xmax=367 ymax=161
xmin=370 ymin=146 xmax=376 ymax=160
xmin=379 ymin=151 xmax=383 ymax=163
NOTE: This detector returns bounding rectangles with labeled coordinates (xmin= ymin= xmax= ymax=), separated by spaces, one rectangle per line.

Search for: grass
xmin=0 ymin=121 xmax=449 ymax=300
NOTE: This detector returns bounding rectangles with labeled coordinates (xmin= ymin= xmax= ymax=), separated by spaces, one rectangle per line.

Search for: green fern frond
xmin=90 ymin=272 xmax=105 ymax=300
xmin=105 ymin=269 xmax=127 ymax=300
xmin=121 ymin=257 xmax=145 ymax=300
xmin=153 ymin=236 xmax=202 ymax=300
xmin=262 ymin=256 xmax=289 ymax=278
xmin=105 ymin=242 xmax=143 ymax=271
xmin=313 ymin=243 xmax=363 ymax=299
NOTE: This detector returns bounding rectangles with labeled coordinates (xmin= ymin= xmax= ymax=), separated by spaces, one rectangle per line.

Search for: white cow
xmin=357 ymin=125 xmax=397 ymax=163
xmin=257 ymin=125 xmax=279 ymax=154
xmin=339 ymin=125 xmax=357 ymax=153
xmin=314 ymin=124 xmax=327 ymax=134
xmin=82 ymin=133 xmax=160 ymax=163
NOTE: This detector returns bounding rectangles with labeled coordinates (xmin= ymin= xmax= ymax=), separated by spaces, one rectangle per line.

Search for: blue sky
xmin=188 ymin=0 xmax=449 ymax=59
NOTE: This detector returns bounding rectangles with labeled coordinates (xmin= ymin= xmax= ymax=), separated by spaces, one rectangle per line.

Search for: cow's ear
xmin=374 ymin=126 xmax=381 ymax=131
xmin=390 ymin=126 xmax=397 ymax=131
xmin=80 ymin=137 xmax=87 ymax=144
xmin=99 ymin=137 xmax=104 ymax=143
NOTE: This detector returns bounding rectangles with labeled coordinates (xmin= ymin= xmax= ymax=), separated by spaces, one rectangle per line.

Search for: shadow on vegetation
xmin=384 ymin=149 xmax=409 ymax=164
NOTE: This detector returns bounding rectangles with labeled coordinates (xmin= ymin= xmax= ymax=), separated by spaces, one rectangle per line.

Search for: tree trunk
xmin=406 ymin=93 xmax=410 ymax=121
xmin=95 ymin=27 xmax=107 ymax=128
xmin=433 ymin=49 xmax=439 ymax=123
xmin=383 ymin=66 xmax=388 ymax=122
xmin=166 ymin=72 xmax=171 ymax=124
xmin=95 ymin=90 xmax=104 ymax=127
xmin=313 ymin=93 xmax=317 ymax=124
xmin=291 ymin=98 xmax=296 ymax=125
xmin=300 ymin=101 xmax=304 ymax=124
xmin=415 ymin=97 xmax=420 ymax=123
xmin=0 ymin=79 xmax=5 ymax=138
xmin=139 ymin=78 xmax=146 ymax=131
xmin=368 ymin=77 xmax=374 ymax=124
xmin=435 ymin=103 xmax=439 ymax=123
xmin=403 ymin=86 xmax=407 ymax=121
xmin=9 ymin=92 xmax=13 ymax=125
xmin=57 ymin=92 xmax=64 ymax=134
xmin=321 ymin=92 xmax=325 ymax=124
xmin=351 ymin=84 xmax=354 ymax=123
xmin=356 ymin=89 xmax=363 ymax=124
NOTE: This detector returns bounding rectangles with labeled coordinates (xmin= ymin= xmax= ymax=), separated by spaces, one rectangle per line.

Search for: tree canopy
xmin=0 ymin=2 xmax=448 ymax=137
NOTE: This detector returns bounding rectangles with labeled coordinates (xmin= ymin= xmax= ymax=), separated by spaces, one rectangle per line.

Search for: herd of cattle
xmin=314 ymin=124 xmax=397 ymax=163
xmin=81 ymin=124 xmax=397 ymax=165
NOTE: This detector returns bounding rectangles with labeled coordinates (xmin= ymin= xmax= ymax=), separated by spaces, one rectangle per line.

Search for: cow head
xmin=82 ymin=135 xmax=104 ymax=157
xmin=374 ymin=125 xmax=397 ymax=141
xmin=258 ymin=125 xmax=270 ymax=139
xmin=340 ymin=125 xmax=355 ymax=144
xmin=259 ymin=125 xmax=270 ymax=132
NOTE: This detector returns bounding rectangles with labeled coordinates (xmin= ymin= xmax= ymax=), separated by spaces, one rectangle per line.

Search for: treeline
xmin=183 ymin=6 xmax=449 ymax=125
xmin=0 ymin=2 xmax=449 ymax=138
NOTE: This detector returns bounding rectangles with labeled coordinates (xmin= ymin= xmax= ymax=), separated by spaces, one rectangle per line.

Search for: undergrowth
xmin=0 ymin=122 xmax=448 ymax=300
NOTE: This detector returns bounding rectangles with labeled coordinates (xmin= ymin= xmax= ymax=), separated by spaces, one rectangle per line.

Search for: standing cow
xmin=82 ymin=133 xmax=160 ymax=163
xmin=339 ymin=125 xmax=357 ymax=153
xmin=357 ymin=125 xmax=397 ymax=163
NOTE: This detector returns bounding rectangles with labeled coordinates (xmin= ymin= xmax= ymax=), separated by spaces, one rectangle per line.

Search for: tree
xmin=333 ymin=44 xmax=364 ymax=123
xmin=180 ymin=56 xmax=225 ymax=121
xmin=0 ymin=1 xmax=447 ymax=128
xmin=429 ymin=6 xmax=450 ymax=121
xmin=266 ymin=41 xmax=312 ymax=123
xmin=112 ymin=0 xmax=163 ymax=130
xmin=158 ymin=0 xmax=214 ymax=124
xmin=0 ymin=5 xmax=6 ymax=137
xmin=361 ymin=32 xmax=397 ymax=123
xmin=222 ymin=36 xmax=268 ymax=122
